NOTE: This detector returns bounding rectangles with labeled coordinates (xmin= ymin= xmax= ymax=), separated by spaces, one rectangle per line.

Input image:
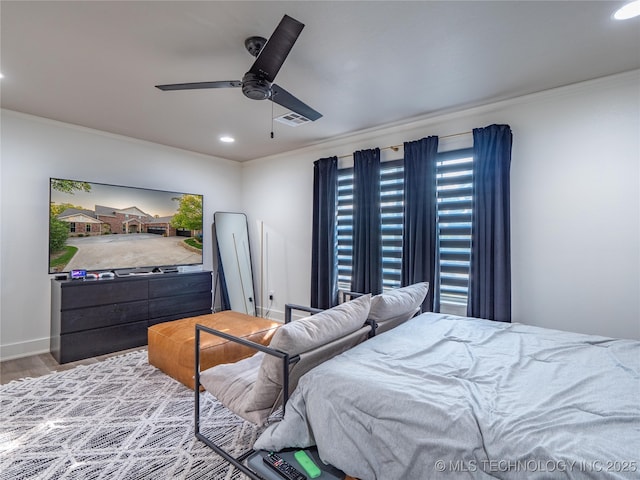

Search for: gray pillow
xmin=244 ymin=294 xmax=371 ymax=414
xmin=199 ymin=351 xmax=266 ymax=424
xmin=369 ymin=282 xmax=429 ymax=323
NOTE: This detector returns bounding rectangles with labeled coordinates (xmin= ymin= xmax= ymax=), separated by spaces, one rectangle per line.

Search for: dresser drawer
xmin=52 ymin=321 xmax=148 ymax=363
xmin=60 ymin=280 xmax=148 ymax=309
xmin=149 ymin=292 xmax=212 ymax=319
xmin=60 ymin=300 xmax=149 ymax=334
xmin=148 ymin=272 xmax=211 ymax=298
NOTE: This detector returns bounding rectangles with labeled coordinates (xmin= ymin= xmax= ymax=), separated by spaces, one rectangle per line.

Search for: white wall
xmin=2 ymin=71 xmax=638 ymax=361
xmin=242 ymin=70 xmax=640 ymax=340
xmin=0 ymin=111 xmax=242 ymax=359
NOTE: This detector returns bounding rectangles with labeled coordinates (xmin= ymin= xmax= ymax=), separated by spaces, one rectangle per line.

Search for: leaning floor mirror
xmin=212 ymin=212 xmax=257 ymax=317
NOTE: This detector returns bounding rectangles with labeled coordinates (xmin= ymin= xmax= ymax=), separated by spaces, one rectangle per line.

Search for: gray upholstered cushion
xmin=244 ymin=294 xmax=371 ymax=416
xmin=272 ymin=294 xmax=371 ymax=355
xmin=369 ymin=282 xmax=429 ymax=331
xmin=199 ymin=351 xmax=266 ymax=424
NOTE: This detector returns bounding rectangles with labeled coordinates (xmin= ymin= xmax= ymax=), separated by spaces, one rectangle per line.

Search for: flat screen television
xmin=49 ymin=178 xmax=204 ymax=275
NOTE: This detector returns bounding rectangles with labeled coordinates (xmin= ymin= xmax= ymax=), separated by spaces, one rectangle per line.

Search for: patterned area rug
xmin=0 ymin=350 xmax=260 ymax=479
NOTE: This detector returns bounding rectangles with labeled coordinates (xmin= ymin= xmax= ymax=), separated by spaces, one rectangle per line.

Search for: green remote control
xmin=294 ymin=450 xmax=322 ymax=479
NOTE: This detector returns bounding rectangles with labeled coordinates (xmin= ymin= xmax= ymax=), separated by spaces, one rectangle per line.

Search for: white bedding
xmin=254 ymin=313 xmax=640 ymax=479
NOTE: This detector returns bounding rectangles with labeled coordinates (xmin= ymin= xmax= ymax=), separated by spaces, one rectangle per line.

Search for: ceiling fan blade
xmin=248 ymin=15 xmax=304 ymax=83
xmin=155 ymin=81 xmax=242 ymax=91
xmin=271 ymin=84 xmax=322 ymax=121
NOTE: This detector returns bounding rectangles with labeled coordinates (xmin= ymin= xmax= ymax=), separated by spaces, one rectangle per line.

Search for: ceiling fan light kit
xmin=155 ymin=14 xmax=322 ymax=122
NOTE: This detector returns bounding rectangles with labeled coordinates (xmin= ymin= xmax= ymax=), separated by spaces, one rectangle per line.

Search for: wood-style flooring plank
xmin=0 ymin=347 xmax=146 ymax=385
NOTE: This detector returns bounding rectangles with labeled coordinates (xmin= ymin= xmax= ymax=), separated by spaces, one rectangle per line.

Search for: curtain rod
xmin=337 ymin=130 xmax=472 ymax=159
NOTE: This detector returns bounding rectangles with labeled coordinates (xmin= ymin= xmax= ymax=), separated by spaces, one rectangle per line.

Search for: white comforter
xmin=254 ymin=313 xmax=640 ymax=479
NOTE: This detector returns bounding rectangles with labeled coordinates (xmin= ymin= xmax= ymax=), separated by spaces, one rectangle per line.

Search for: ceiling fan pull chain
xmin=271 ymin=100 xmax=275 ymax=139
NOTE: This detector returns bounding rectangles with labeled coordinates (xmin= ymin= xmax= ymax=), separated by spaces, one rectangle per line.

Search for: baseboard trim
xmin=0 ymin=338 xmax=50 ymax=362
xmin=256 ymin=307 xmax=284 ymax=322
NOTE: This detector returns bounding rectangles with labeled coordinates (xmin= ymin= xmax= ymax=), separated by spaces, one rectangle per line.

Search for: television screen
xmin=49 ymin=178 xmax=204 ymax=274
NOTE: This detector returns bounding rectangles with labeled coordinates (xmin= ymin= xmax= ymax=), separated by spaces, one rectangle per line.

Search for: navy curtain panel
xmin=467 ymin=124 xmax=512 ymax=322
xmin=351 ymin=148 xmax=382 ymax=295
xmin=401 ymin=136 xmax=439 ymax=311
xmin=311 ymin=156 xmax=338 ymax=309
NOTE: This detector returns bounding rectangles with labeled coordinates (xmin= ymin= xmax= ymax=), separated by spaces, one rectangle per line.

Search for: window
xmin=380 ymin=160 xmax=404 ymax=290
xmin=336 ymin=148 xmax=473 ymax=309
xmin=336 ymin=169 xmax=353 ymax=289
xmin=337 ymin=160 xmax=404 ymax=291
xmin=436 ymin=149 xmax=473 ymax=308
xmin=85 ymin=224 xmax=91 ymax=233
xmin=69 ymin=222 xmax=76 ymax=233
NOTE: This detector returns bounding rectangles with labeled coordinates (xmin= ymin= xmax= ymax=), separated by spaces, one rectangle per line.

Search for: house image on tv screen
xmin=57 ymin=205 xmax=193 ymax=237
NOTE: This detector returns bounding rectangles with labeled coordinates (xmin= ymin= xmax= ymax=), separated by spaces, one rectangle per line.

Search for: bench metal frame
xmin=194 ymin=323 xmax=300 ymax=479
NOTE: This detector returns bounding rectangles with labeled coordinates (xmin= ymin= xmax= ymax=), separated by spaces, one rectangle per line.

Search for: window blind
xmin=337 ymin=160 xmax=404 ymax=291
xmin=380 ymin=160 xmax=404 ymax=290
xmin=336 ymin=168 xmax=354 ymax=289
xmin=436 ymin=148 xmax=474 ymax=306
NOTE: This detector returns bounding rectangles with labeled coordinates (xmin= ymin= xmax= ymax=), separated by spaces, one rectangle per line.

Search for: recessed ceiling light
xmin=0 ymin=73 xmax=4 ymax=79
xmin=613 ymin=0 xmax=640 ymax=20
xmin=219 ymin=136 xmax=235 ymax=143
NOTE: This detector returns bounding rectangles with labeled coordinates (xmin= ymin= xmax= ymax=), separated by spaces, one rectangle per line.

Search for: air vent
xmin=274 ymin=111 xmax=311 ymax=127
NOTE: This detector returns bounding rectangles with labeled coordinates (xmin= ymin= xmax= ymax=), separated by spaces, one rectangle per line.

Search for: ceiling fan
xmin=155 ymin=14 xmax=322 ymax=122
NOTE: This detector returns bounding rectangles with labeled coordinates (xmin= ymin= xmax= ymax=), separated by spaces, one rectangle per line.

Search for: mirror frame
xmin=212 ymin=211 xmax=257 ymax=317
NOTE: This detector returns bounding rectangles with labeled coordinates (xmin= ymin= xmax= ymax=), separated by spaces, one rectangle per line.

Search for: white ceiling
xmin=1 ymin=1 xmax=638 ymax=162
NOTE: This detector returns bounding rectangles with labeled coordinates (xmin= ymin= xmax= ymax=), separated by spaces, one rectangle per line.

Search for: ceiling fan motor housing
xmin=241 ymin=72 xmax=271 ymax=100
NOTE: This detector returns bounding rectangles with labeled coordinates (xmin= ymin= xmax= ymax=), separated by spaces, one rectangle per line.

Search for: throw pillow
xmin=369 ymin=282 xmax=429 ymax=323
xmin=245 ymin=294 xmax=371 ymax=414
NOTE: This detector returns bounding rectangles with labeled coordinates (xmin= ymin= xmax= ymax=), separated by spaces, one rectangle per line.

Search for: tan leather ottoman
xmin=148 ymin=311 xmax=281 ymax=390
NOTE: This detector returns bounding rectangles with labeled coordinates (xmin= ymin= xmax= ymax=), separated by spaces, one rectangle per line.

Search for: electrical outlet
xmin=269 ymin=290 xmax=274 ymax=301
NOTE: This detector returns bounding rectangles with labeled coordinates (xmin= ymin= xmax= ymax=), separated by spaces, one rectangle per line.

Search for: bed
xmin=254 ymin=313 xmax=640 ymax=479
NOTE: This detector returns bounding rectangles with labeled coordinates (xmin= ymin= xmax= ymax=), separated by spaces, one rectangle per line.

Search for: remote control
xmin=263 ymin=452 xmax=307 ymax=480
xmin=294 ymin=450 xmax=322 ymax=478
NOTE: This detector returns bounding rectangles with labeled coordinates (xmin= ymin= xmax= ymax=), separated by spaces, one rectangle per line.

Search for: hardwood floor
xmin=0 ymin=346 xmax=146 ymax=385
